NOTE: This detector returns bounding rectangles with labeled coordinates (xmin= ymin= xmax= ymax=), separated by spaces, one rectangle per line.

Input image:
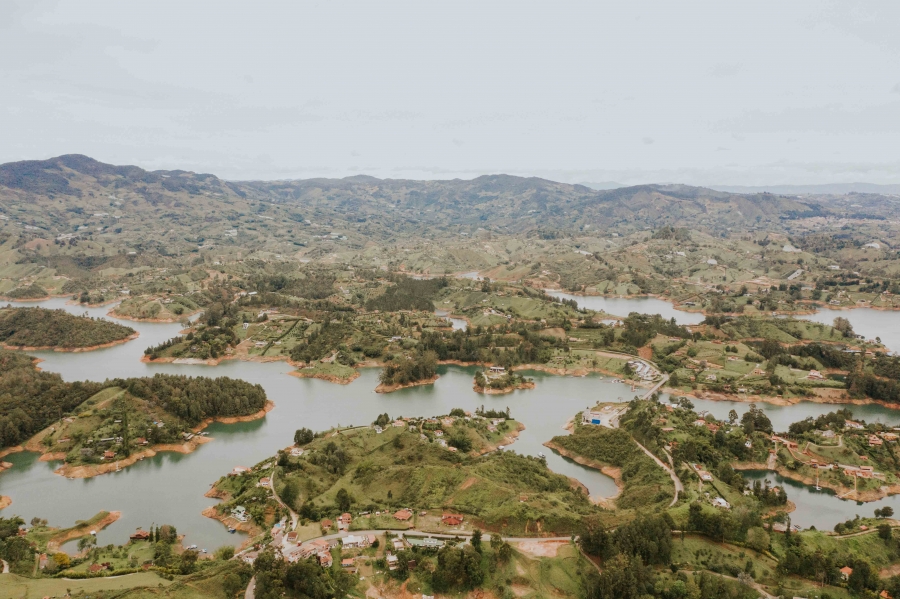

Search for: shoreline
xmin=201 ymin=506 xmax=261 ymax=546
xmin=47 ymin=511 xmax=122 ymax=552
xmin=4 ymin=401 xmax=276 ymax=480
xmin=52 ymin=437 xmax=214 ymax=479
xmin=1 ymin=331 xmax=140 ymax=353
xmin=544 ymin=287 xmax=900 ymax=315
xmin=0 ymin=495 xmax=10 ymax=510
xmin=473 ymin=380 xmax=536 ymax=394
xmin=478 ymin=421 xmax=525 ymax=455
xmin=289 ymin=369 xmax=361 ymax=385
xmin=732 ymin=462 xmax=900 ymax=503
xmin=107 ymin=306 xmax=203 ymax=323
xmin=543 ymin=440 xmax=623 ymax=507
xmin=375 ymin=375 xmax=440 ymax=394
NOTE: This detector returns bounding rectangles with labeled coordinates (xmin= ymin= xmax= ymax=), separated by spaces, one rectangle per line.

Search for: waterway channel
xmin=2 ymin=295 xmax=900 ymax=548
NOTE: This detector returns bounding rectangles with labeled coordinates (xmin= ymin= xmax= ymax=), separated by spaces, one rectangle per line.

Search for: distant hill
xmin=709 ymin=182 xmax=900 ymax=195
xmin=0 ymin=154 xmax=865 ymax=267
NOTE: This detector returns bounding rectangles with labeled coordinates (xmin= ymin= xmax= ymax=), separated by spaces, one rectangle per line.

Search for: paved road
xmin=641 ymin=374 xmax=669 ymax=400
xmin=288 ymin=529 xmax=574 ymax=553
xmin=244 ymin=576 xmax=255 ymax=599
xmin=633 ymin=438 xmax=683 ymax=507
xmin=270 ymin=465 xmax=299 ymax=530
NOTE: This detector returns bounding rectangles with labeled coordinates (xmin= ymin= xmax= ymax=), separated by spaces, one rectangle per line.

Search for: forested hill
xmin=0 ymin=349 xmax=268 ymax=447
xmin=0 ymin=307 xmax=135 ymax=348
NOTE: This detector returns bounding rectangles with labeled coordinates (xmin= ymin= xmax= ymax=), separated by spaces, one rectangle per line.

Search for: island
xmin=0 ymin=307 xmax=136 ymax=350
xmin=0 ymin=347 xmax=269 ymax=475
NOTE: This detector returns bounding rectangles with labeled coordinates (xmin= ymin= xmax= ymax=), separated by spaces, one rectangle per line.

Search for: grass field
xmin=0 ymin=572 xmax=173 ymax=599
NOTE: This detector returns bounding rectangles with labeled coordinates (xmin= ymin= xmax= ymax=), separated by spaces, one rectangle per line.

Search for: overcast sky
xmin=2 ymin=1 xmax=899 ymax=186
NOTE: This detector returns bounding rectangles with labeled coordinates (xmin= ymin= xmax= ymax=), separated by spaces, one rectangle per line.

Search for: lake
xmin=3 ymin=296 xmax=900 ymax=546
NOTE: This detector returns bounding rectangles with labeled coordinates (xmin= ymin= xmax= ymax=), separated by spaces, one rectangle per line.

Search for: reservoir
xmin=3 ymin=297 xmax=900 ymax=549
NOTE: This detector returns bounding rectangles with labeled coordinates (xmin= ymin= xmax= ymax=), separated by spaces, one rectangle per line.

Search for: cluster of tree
xmin=874 ymin=355 xmax=900 ymax=380
xmin=365 ymin=276 xmax=448 ymax=312
xmin=146 ymin=323 xmax=240 ymax=360
xmin=293 ymin=427 xmax=315 ymax=445
xmin=473 ymin=369 xmax=528 ymax=390
xmin=247 ymin=270 xmax=338 ymax=300
xmin=787 ymin=409 xmax=853 ymax=436
xmin=740 ymin=403 xmax=773 ymax=435
xmin=778 ymin=530 xmax=878 ymax=593
xmin=475 ymin=406 xmax=511 ymax=419
xmin=580 ymin=513 xmax=673 ymax=566
xmin=0 ymin=348 xmax=104 ymax=447
xmin=750 ymin=479 xmax=788 ymax=507
xmin=0 ymin=516 xmax=33 ymax=575
xmin=379 ymin=349 xmax=438 ymax=386
xmin=848 ymin=371 xmax=900 ymax=404
xmin=289 ymin=320 xmax=352 ymax=363
xmin=0 ymin=307 xmax=134 ymax=348
xmin=3 ymin=283 xmax=48 ymax=299
xmin=619 ymin=313 xmax=691 ymax=349
xmin=419 ymin=326 xmax=563 ymax=366
xmin=118 ymin=374 xmax=267 ymax=426
xmin=307 ymin=440 xmax=350 ymax=475
xmin=250 ymin=548 xmax=356 ymax=599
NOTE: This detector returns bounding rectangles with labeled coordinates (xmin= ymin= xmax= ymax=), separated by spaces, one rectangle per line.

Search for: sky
xmin=2 ymin=1 xmax=900 ymax=186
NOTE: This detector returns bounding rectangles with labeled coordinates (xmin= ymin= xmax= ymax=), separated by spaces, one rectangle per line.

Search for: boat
xmin=498 ymin=446 xmax=505 ymax=451
xmin=228 ymin=528 xmax=236 ymax=534
xmin=537 ymin=452 xmax=546 ymax=458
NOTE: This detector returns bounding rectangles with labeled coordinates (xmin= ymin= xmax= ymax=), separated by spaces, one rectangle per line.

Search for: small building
xmin=807 ymin=370 xmax=826 ymax=380
xmin=394 ymin=509 xmax=413 ymax=521
xmin=321 ymin=519 xmax=333 ymax=529
xmin=845 ymin=420 xmax=864 ymax=430
xmin=230 ymin=466 xmax=251 ymax=476
xmin=341 ymin=558 xmax=355 ymax=568
xmin=342 ymin=534 xmax=371 ymax=549
xmin=386 ymin=554 xmax=399 ymax=570
xmin=130 ymin=530 xmax=151 ymax=541
xmin=869 ymin=435 xmax=884 ymax=447
xmin=102 ymin=450 xmax=116 ymax=460
xmin=231 ymin=506 xmax=249 ymax=522
xmin=712 ymin=497 xmax=730 ymax=509
xmin=441 ymin=514 xmax=464 ymax=526
xmin=286 ymin=532 xmax=298 ymax=544
xmin=257 ymin=477 xmax=272 ymax=488
xmin=317 ymin=552 xmax=333 ymax=568
xmin=840 ymin=566 xmax=853 ymax=580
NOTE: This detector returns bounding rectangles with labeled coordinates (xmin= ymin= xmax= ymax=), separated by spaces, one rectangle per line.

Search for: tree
xmin=223 ymin=572 xmax=244 ymax=597
xmin=293 ymin=428 xmax=314 ymax=446
xmin=833 ymin=317 xmax=855 ymax=338
xmin=728 ymin=409 xmax=738 ymax=424
xmin=746 ymin=527 xmax=770 ymax=553
xmin=179 ymin=549 xmax=199 ymax=574
xmin=471 ymin=528 xmax=482 ymax=552
xmin=281 ymin=479 xmax=300 ymax=508
xmin=216 ymin=545 xmax=235 ymax=560
xmin=879 ymin=524 xmax=893 ymax=540
xmin=335 ymin=487 xmax=352 ymax=512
